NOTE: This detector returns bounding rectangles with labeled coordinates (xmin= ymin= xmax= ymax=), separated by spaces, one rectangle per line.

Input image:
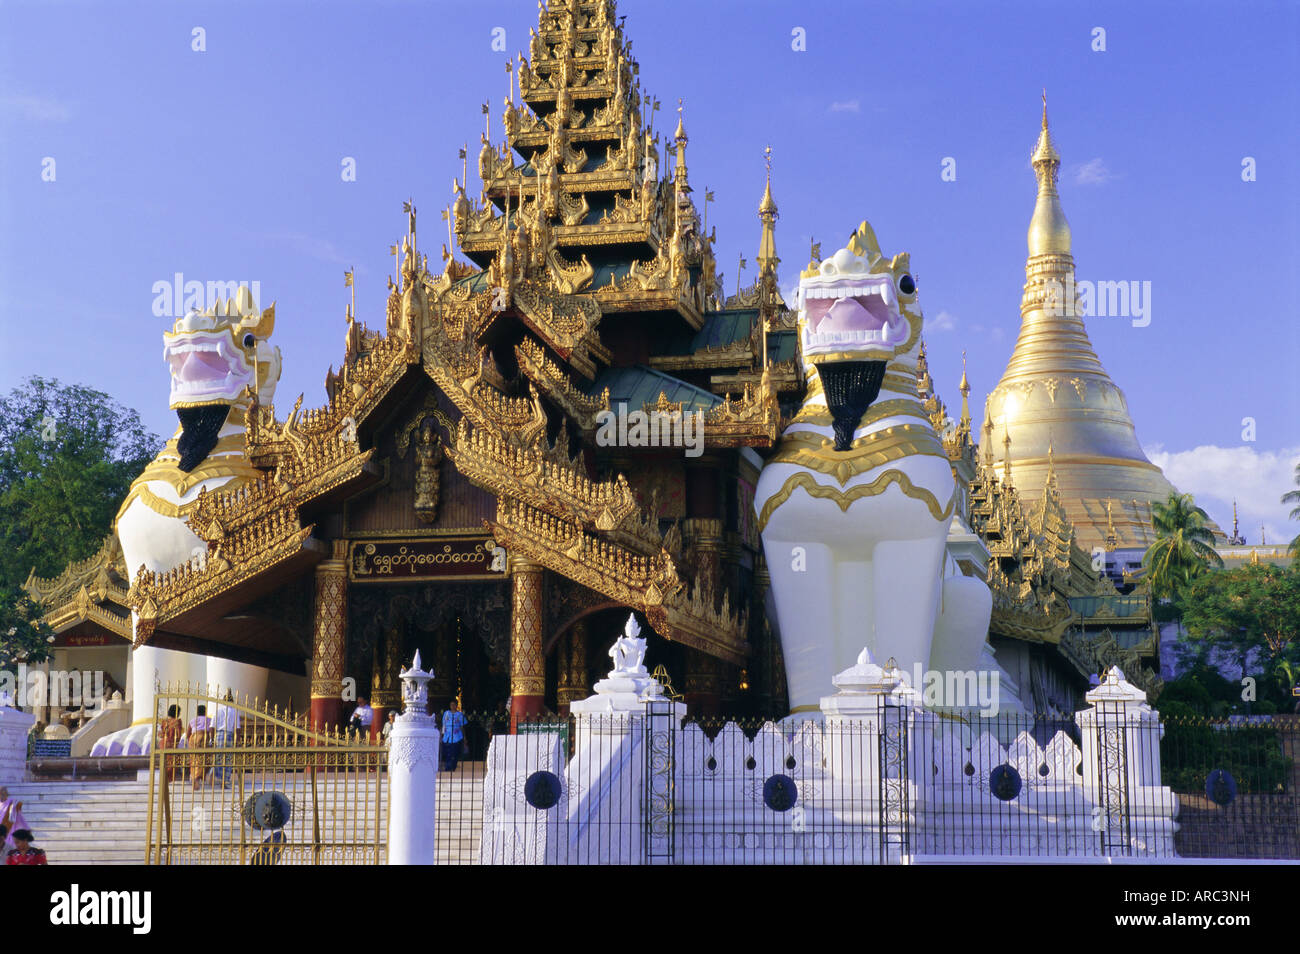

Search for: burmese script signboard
xmin=349 ymin=538 xmax=506 ymax=583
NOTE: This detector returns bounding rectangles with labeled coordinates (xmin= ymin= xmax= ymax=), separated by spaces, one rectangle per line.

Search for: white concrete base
xmin=0 ymin=706 xmax=37 ymax=784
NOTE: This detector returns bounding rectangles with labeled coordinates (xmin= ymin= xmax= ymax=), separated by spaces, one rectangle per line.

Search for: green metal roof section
xmin=658 ymin=309 xmax=755 ymax=357
xmin=447 ymin=270 xmax=491 ymax=294
xmin=590 ymin=261 xmax=633 ymax=289
xmin=1067 ymin=595 xmax=1148 ymax=619
xmin=585 ymin=365 xmax=720 ymax=414
xmin=768 ymin=329 xmax=798 ymax=363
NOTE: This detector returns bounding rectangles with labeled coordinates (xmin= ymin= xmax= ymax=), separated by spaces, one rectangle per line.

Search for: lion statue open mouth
xmin=755 ymin=221 xmax=992 ymax=713
xmin=93 ymin=287 xmax=281 ymax=757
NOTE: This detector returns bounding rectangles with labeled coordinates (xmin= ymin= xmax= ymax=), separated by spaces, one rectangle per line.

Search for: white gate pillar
xmin=387 ymin=651 xmax=440 ymax=865
xmin=1076 ymin=665 xmax=1178 ymax=856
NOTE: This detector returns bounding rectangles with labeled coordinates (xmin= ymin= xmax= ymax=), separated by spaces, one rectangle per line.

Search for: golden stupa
xmin=983 ymin=96 xmax=1190 ymax=550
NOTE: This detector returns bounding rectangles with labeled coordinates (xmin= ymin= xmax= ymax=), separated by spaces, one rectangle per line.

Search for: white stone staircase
xmin=5 ymin=763 xmax=486 ymax=865
xmin=435 ymin=762 xmax=485 ymax=864
xmin=4 ymin=778 xmax=151 ymax=865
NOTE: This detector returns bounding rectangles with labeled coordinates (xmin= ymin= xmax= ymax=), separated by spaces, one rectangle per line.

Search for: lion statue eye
xmin=242 ymin=332 xmax=256 ymax=348
xmin=897 ymin=274 xmax=916 ymax=296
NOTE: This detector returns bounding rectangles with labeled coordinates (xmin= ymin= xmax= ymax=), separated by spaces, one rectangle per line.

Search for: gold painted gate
xmin=146 ymin=688 xmax=387 ymax=864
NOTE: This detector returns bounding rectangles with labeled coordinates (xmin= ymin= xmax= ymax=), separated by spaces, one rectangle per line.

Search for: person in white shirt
xmin=210 ymin=693 xmax=242 ymax=786
xmin=381 ymin=710 xmax=397 ymax=744
xmin=348 ymin=697 xmax=374 ymax=738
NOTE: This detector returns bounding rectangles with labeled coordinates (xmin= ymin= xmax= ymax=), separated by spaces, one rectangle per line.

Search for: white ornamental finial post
xmin=388 ymin=651 xmax=440 ymax=865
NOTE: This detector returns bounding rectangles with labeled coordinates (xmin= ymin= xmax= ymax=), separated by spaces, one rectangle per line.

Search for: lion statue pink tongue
xmin=820 ymin=296 xmax=886 ymax=332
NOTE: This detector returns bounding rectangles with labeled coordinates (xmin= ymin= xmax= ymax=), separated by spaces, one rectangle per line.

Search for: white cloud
xmin=2 ymin=93 xmax=71 ymax=122
xmin=929 ymin=309 xmax=956 ymax=332
xmin=828 ymin=100 xmax=860 ymax=113
xmin=1073 ymin=157 xmax=1114 ymax=186
xmin=1144 ymin=443 xmax=1300 ymax=546
xmin=259 ymin=231 xmax=359 ymax=267
xmin=969 ymin=321 xmax=1005 ymax=342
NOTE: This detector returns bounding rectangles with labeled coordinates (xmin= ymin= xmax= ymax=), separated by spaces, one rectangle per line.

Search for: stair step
xmin=6 ymin=775 xmax=487 ymax=865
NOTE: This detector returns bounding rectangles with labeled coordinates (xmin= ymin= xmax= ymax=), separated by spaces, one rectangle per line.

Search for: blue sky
xmin=2 ymin=0 xmax=1297 ymax=542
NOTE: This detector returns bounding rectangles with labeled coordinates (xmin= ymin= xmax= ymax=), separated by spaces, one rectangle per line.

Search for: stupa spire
xmin=958 ymin=352 xmax=972 ymax=436
xmin=757 ymin=146 xmax=779 ymax=276
xmin=1027 ymin=90 xmax=1070 ymax=258
xmin=673 ymin=100 xmax=690 ymax=193
xmin=982 ymin=97 xmax=1192 ymax=549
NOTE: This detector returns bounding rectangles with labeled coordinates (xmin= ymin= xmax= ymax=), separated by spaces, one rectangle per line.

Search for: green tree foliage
xmin=0 ymin=584 xmax=54 ymax=667
xmin=1141 ymin=492 xmax=1224 ymax=607
xmin=0 ymin=376 xmax=160 ymax=589
xmin=1182 ymin=563 xmax=1300 ymax=665
xmin=1283 ymin=460 xmax=1300 ymax=560
xmin=1161 ymin=719 xmax=1291 ymax=794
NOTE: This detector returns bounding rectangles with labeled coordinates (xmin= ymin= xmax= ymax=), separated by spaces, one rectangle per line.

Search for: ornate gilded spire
xmin=1228 ymin=499 xmax=1246 ymax=545
xmin=916 ymin=340 xmax=933 ymax=398
xmin=673 ymin=99 xmax=690 ymax=193
xmin=1002 ymin=425 xmax=1012 ymax=486
xmin=958 ymin=351 xmax=971 ymax=436
xmin=757 ymin=146 xmax=778 ymax=276
xmin=1027 ymin=90 xmax=1070 ymax=257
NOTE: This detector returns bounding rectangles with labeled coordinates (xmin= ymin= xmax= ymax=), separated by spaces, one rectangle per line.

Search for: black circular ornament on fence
xmin=989 ymin=764 xmax=1022 ymax=801
xmin=1206 ymin=768 xmax=1237 ymax=807
xmin=242 ymin=791 xmax=292 ymax=830
xmin=524 ymin=770 xmax=563 ymax=810
xmin=763 ymin=774 xmax=798 ymax=812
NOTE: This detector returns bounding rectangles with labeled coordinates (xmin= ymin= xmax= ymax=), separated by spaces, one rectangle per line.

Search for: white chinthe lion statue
xmin=755 ymin=221 xmax=993 ymax=712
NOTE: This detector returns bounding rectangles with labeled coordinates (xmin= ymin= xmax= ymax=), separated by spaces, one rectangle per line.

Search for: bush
xmin=1161 ymin=719 xmax=1292 ymax=794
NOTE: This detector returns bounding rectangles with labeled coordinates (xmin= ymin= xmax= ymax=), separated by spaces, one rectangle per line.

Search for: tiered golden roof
xmin=23 ymin=534 xmax=132 ymax=640
xmin=106 ymin=0 xmax=791 ymax=663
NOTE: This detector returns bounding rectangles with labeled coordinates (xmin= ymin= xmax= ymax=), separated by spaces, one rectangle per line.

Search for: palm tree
xmin=1141 ymin=492 xmax=1224 ymax=607
xmin=1282 ymin=460 xmax=1300 ymax=559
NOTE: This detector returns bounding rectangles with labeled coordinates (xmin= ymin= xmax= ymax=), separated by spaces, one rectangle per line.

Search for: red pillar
xmin=310 ymin=543 xmax=348 ymax=731
xmin=509 ymin=558 xmax=546 ymax=732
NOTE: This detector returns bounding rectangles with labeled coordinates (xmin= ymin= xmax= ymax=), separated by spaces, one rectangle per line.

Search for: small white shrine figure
xmin=608 ymin=613 xmax=647 ymax=675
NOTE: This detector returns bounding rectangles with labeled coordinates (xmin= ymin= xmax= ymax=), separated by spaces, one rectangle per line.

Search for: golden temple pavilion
xmin=25 ymin=2 xmax=1168 ymax=731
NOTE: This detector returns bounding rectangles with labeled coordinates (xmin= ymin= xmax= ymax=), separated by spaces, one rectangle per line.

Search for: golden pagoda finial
xmin=674 ymin=98 xmax=686 ymax=145
xmin=759 ymin=146 xmax=777 ymax=216
xmin=1028 ymin=90 xmax=1070 ymax=256
xmin=809 ymin=238 xmax=821 ymax=271
xmin=958 ymin=351 xmax=972 ymax=435
xmin=1105 ymin=498 xmax=1117 ymax=551
xmin=757 ymin=146 xmax=779 ymax=276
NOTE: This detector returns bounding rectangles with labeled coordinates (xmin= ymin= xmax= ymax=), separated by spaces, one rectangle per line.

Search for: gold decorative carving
xmin=770 ymin=425 xmax=948 ymax=485
xmin=755 ymin=469 xmax=956 ymax=533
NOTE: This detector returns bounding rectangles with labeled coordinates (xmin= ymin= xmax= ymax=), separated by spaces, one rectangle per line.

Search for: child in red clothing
xmin=5 ymin=829 xmax=46 ymax=865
